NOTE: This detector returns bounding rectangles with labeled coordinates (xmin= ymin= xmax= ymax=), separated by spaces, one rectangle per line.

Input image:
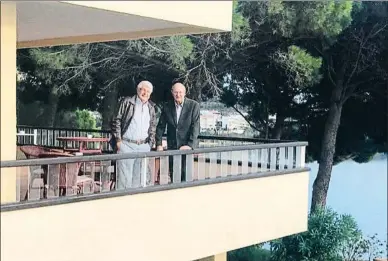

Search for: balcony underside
xmin=16 ymin=1 xmax=233 ymax=48
xmin=1 ymin=170 xmax=309 ymax=261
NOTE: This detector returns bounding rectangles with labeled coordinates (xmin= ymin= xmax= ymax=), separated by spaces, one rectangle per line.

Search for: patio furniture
xmin=57 ymin=136 xmax=110 ymax=154
xmin=16 ymin=146 xmax=32 ymax=201
xmin=19 ymin=145 xmax=56 ymax=199
xmin=77 ymin=161 xmax=98 ymax=194
xmin=38 ymin=151 xmax=95 ymax=196
xmin=17 ymin=146 xmax=94 ymax=198
xmin=19 ymin=145 xmax=65 ymax=158
xmin=57 ymin=137 xmax=111 ymax=193
xmin=19 ymin=145 xmax=47 ymax=158
xmin=76 ymin=175 xmax=96 ymax=194
xmin=39 ymin=151 xmax=76 ymax=197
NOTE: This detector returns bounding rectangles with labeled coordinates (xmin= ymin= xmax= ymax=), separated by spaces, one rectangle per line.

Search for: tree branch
xmin=141 ymin=39 xmax=174 ymax=54
xmin=232 ymin=105 xmax=261 ymax=132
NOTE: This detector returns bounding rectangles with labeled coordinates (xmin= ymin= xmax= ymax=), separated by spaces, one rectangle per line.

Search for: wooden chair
xmin=20 ymin=146 xmax=93 ymax=198
xmin=19 ymin=145 xmax=49 ymax=200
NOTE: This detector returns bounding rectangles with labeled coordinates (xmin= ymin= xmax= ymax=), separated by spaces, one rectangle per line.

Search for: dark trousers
xmin=168 ymin=155 xmax=187 ymax=182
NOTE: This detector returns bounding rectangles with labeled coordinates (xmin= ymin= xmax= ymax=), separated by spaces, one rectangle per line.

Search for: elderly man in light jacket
xmin=110 ymin=80 xmax=157 ymax=189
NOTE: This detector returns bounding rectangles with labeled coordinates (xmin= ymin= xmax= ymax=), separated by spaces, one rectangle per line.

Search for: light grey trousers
xmin=116 ymin=141 xmax=151 ymax=189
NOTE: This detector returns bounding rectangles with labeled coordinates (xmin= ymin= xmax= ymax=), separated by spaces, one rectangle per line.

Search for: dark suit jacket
xmin=156 ymin=98 xmax=200 ymax=150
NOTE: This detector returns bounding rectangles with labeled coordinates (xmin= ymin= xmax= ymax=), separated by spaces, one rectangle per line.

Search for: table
xmin=38 ymin=151 xmax=98 ymax=195
xmin=39 ymin=151 xmax=73 ymax=158
xmin=57 ymin=136 xmax=110 ymax=154
xmin=38 ymin=151 xmax=75 ymax=196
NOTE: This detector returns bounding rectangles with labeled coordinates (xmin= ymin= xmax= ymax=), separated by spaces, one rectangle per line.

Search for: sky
xmin=308 ymin=154 xmax=387 ymax=244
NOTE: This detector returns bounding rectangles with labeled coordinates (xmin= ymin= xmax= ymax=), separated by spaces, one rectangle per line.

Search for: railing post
xmin=141 ymin=157 xmax=148 ymax=187
xmin=279 ymin=147 xmax=285 ymax=170
xmin=270 ymin=147 xmax=277 ymax=171
xmin=33 ymin=129 xmax=37 ymax=145
xmin=172 ymin=155 xmax=182 ymax=183
xmin=295 ymin=146 xmax=306 ymax=168
xmin=185 ymin=154 xmax=194 ymax=181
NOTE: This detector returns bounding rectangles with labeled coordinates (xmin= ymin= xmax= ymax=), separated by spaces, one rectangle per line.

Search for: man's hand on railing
xmin=116 ymin=141 xmax=121 ymax=152
xmin=156 ymin=145 xmax=164 ymax=151
xmin=179 ymin=145 xmax=192 ymax=150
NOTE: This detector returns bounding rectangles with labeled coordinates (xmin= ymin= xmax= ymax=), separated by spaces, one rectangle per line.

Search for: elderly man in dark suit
xmin=155 ymin=82 xmax=200 ymax=181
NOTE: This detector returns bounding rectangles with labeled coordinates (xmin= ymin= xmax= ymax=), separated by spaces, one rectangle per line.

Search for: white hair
xmin=171 ymin=82 xmax=186 ymax=92
xmin=137 ymin=80 xmax=153 ymax=93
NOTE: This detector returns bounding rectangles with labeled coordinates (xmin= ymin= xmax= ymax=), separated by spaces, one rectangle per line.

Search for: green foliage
xmin=24 ymin=45 xmax=91 ymax=94
xmin=270 ymin=207 xmax=361 ymax=261
xmin=231 ymin=1 xmax=251 ymax=44
xmin=16 ymin=1 xmax=387 ymax=168
xmin=340 ymin=232 xmax=388 ymax=261
xmin=30 ymin=47 xmax=78 ymax=70
xmin=55 ymin=109 xmax=96 ymax=130
xmin=221 ymin=1 xmax=354 ymax=140
xmin=266 ymin=1 xmax=353 ymax=39
xmin=17 ymin=101 xmax=46 ymax=126
xmin=226 ymin=208 xmax=387 ymax=261
xmin=228 ymin=244 xmax=271 ymax=261
xmin=128 ymin=36 xmax=194 ymax=71
xmin=221 ymin=44 xmax=323 ymax=138
xmin=74 ymin=109 xmax=96 ymax=129
xmin=55 ymin=110 xmax=78 ymax=129
xmin=271 ymin=45 xmax=322 ymax=88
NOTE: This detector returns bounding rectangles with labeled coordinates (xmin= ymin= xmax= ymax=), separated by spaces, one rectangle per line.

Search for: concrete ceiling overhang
xmin=16 ymin=1 xmax=233 ymax=49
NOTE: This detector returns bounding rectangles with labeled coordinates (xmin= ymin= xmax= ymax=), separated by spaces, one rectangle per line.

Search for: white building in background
xmin=222 ymin=114 xmax=250 ymax=134
xmin=200 ymin=110 xmax=222 ymax=132
xmin=200 ymin=110 xmax=250 ymax=134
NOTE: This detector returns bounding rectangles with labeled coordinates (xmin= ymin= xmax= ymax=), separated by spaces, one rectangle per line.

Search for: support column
xmin=196 ymin=252 xmax=227 ymax=261
xmin=1 ymin=1 xmax=17 ymax=203
xmin=214 ymin=253 xmax=227 ymax=261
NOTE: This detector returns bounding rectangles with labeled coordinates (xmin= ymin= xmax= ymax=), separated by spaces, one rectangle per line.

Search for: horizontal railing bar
xmin=16 ymin=125 xmax=298 ymax=143
xmin=15 ymin=142 xmax=114 ymax=154
xmin=0 ymin=167 xmax=310 ymax=212
xmin=17 ymin=125 xmax=110 ymax=133
xmin=198 ymin=135 xmax=294 ymax=143
xmin=2 ymin=142 xmax=308 ymax=168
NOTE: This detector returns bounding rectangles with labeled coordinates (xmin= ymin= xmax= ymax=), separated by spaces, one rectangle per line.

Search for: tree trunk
xmin=264 ymin=102 xmax=270 ymax=139
xmin=46 ymin=88 xmax=59 ymax=127
xmin=188 ymin=84 xmax=202 ymax=101
xmin=101 ymin=85 xmax=119 ymax=130
xmin=311 ymin=85 xmax=344 ymax=212
xmin=272 ymin=113 xmax=285 ymax=140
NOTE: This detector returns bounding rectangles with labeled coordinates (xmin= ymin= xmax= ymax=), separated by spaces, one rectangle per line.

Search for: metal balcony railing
xmin=16 ymin=125 xmax=291 ymax=151
xmin=2 ymin=141 xmax=308 ymax=211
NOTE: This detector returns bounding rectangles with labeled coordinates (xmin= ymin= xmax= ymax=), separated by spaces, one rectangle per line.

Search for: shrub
xmin=270 ymin=207 xmax=361 ymax=261
xmin=228 ymin=244 xmax=271 ymax=261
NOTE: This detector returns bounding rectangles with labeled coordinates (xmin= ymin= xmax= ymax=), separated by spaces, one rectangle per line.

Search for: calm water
xmin=307 ymin=154 xmax=387 ymax=243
